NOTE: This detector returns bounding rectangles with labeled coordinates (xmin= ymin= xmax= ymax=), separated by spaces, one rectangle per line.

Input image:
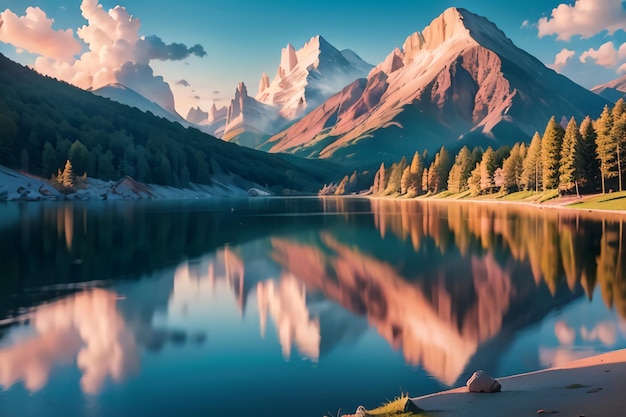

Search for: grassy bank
xmin=411 ymin=189 xmax=626 ymax=212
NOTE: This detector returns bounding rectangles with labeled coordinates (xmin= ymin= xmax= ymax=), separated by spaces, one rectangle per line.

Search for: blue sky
xmin=1 ymin=1 xmax=625 ymax=115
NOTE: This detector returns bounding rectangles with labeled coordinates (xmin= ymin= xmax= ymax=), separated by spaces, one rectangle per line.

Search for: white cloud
xmin=520 ymin=20 xmax=529 ymax=29
xmin=618 ymin=63 xmax=626 ymax=73
xmin=0 ymin=0 xmax=205 ymax=113
xmin=537 ymin=0 xmax=626 ymax=41
xmin=0 ymin=7 xmax=81 ymax=62
xmin=549 ymin=48 xmax=575 ymax=72
xmin=580 ymin=41 xmax=626 ymax=68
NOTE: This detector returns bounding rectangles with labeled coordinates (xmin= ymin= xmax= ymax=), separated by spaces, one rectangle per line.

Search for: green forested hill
xmin=0 ymin=54 xmax=337 ymax=193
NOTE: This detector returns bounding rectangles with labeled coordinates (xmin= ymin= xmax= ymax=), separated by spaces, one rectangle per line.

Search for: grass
xmin=567 ymin=191 xmax=626 ymax=210
xmin=349 ymin=394 xmax=429 ymax=417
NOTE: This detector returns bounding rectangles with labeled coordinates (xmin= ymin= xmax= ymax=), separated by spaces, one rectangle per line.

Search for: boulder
xmin=466 ymin=370 xmax=501 ymax=393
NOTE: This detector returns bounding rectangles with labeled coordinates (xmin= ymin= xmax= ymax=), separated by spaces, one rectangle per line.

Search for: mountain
xmin=256 ymin=35 xmax=373 ymax=119
xmin=92 ymin=83 xmax=188 ymax=126
xmin=262 ymin=8 xmax=609 ymax=169
xmin=0 ymin=53 xmax=338 ymax=193
xmin=196 ymin=36 xmax=372 ymax=146
xmin=591 ymin=75 xmax=626 ymax=102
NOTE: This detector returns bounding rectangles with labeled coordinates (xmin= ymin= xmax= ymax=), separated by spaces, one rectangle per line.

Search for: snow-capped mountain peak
xmin=255 ymin=35 xmax=373 ymax=120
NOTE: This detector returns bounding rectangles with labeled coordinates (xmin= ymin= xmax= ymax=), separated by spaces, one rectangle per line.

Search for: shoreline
xmin=408 ymin=348 xmax=626 ymax=417
xmin=364 ymin=192 xmax=626 ymax=218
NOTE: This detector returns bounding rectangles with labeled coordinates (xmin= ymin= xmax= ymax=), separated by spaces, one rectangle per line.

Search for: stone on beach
xmin=466 ymin=370 xmax=502 ymax=393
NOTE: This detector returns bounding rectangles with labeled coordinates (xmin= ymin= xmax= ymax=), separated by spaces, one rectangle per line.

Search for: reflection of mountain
xmin=270 ymin=233 xmax=561 ymax=385
xmin=257 ymin=276 xmax=320 ymax=361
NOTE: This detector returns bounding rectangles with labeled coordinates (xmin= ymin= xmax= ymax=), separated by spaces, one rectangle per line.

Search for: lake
xmin=1 ymin=197 xmax=625 ymax=417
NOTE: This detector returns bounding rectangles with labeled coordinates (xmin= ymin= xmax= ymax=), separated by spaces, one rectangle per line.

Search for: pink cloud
xmin=580 ymin=41 xmax=625 ymax=68
xmin=0 ymin=7 xmax=81 ymax=62
xmin=537 ymin=0 xmax=626 ymax=41
xmin=0 ymin=1 xmax=205 ymax=114
xmin=549 ymin=48 xmax=575 ymax=72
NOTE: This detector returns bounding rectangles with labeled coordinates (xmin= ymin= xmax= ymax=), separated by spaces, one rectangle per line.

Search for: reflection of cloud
xmin=581 ymin=322 xmax=617 ymax=346
xmin=0 ymin=289 xmax=138 ymax=394
xmin=539 ymin=347 xmax=598 ymax=368
xmin=555 ymin=321 xmax=576 ymax=345
xmin=257 ymin=275 xmax=320 ymax=362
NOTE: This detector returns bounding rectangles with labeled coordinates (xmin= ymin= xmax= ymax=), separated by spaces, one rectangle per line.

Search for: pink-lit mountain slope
xmin=262 ymin=8 xmax=609 ymax=169
xmin=192 ymin=36 xmax=372 ymax=147
xmin=592 ymin=74 xmax=626 ymax=103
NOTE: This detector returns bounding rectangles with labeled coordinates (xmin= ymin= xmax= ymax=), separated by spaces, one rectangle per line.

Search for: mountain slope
xmin=0 ymin=53 xmax=338 ymax=193
xmin=263 ymin=8 xmax=609 ymax=169
xmin=592 ymin=74 xmax=626 ymax=102
xmin=92 ymin=83 xmax=188 ymax=126
xmin=256 ymin=35 xmax=373 ymax=120
xmin=197 ymin=36 xmax=372 ymax=145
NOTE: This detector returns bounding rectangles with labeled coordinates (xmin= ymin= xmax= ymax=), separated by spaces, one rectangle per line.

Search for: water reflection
xmin=0 ymin=198 xmax=625 ymax=416
xmin=0 ymin=289 xmax=138 ymax=394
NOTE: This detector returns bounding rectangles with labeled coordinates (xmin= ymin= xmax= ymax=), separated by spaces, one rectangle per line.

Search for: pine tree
xmin=447 ymin=146 xmax=473 ymax=193
xmin=579 ymin=116 xmax=600 ymax=190
xmin=521 ymin=132 xmax=542 ymax=191
xmin=501 ymin=142 xmax=526 ymax=192
xmin=335 ymin=175 xmax=349 ymax=195
xmin=468 ymin=163 xmax=481 ymax=196
xmin=596 ymin=105 xmax=616 ymax=193
xmin=429 ymin=146 xmax=452 ymax=193
xmin=372 ymin=163 xmax=386 ymax=194
xmin=383 ymin=156 xmax=407 ymax=195
xmin=559 ymin=117 xmax=583 ymax=192
xmin=612 ymin=112 xmax=626 ymax=191
xmin=61 ymin=159 xmax=74 ymax=187
xmin=479 ymin=146 xmax=497 ymax=193
xmin=541 ymin=116 xmax=565 ymax=190
xmin=422 ymin=167 xmax=429 ymax=194
xmin=400 ymin=166 xmax=411 ymax=195
xmin=69 ymin=140 xmax=90 ymax=177
xmin=406 ymin=151 xmax=424 ymax=196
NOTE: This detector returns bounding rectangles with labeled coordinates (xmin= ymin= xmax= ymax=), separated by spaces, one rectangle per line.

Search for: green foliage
xmin=521 ymin=132 xmax=543 ymax=192
xmin=447 ymin=146 xmax=473 ymax=193
xmin=596 ymin=105 xmax=616 ymax=193
xmin=559 ymin=117 xmax=583 ymax=191
xmin=479 ymin=146 xmax=497 ymax=193
xmin=501 ymin=142 xmax=526 ymax=192
xmin=579 ymin=115 xmax=600 ymax=190
xmin=0 ymin=54 xmax=335 ymax=192
xmin=541 ymin=116 xmax=565 ymax=190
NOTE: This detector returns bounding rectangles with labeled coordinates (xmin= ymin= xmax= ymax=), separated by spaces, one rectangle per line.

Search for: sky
xmin=0 ymin=0 xmax=625 ymax=117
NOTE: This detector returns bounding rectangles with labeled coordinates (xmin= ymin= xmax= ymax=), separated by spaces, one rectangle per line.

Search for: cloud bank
xmin=537 ymin=0 xmax=626 ymax=41
xmin=580 ymin=41 xmax=626 ymax=69
xmin=0 ymin=0 xmax=206 ymax=114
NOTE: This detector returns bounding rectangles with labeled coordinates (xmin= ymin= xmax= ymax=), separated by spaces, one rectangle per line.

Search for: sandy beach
xmin=410 ymin=349 xmax=626 ymax=417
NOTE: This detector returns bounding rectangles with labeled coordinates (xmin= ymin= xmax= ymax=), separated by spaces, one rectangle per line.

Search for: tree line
xmin=326 ymin=99 xmax=626 ymax=197
xmin=0 ymin=54 xmax=334 ymax=193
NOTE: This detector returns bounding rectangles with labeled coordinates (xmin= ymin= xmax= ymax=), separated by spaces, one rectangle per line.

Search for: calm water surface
xmin=1 ymin=198 xmax=625 ymax=417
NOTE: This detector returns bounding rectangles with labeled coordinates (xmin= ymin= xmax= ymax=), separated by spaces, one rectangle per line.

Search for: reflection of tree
xmin=269 ymin=234 xmax=549 ymax=386
xmin=368 ymin=199 xmax=626 ymax=318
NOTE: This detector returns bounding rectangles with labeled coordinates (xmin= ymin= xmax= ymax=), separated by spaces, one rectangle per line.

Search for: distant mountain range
xmin=0 ymin=53 xmax=338 ymax=193
xmin=91 ymin=83 xmax=189 ymax=126
xmin=592 ymin=74 xmax=626 ymax=103
xmin=260 ymin=8 xmax=609 ymax=169
xmin=188 ymin=35 xmax=373 ymax=146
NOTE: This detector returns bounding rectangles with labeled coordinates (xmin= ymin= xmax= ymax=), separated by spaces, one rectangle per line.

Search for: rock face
xmin=186 ymin=106 xmax=209 ymax=124
xmin=195 ymin=36 xmax=372 ymax=146
xmin=256 ymin=35 xmax=373 ymax=120
xmin=592 ymin=74 xmax=626 ymax=103
xmin=263 ymin=7 xmax=609 ymax=169
xmin=466 ymin=370 xmax=501 ymax=393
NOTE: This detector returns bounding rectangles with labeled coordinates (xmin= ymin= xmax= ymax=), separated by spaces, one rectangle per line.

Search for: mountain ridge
xmin=262 ymin=7 xmax=610 ymax=169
